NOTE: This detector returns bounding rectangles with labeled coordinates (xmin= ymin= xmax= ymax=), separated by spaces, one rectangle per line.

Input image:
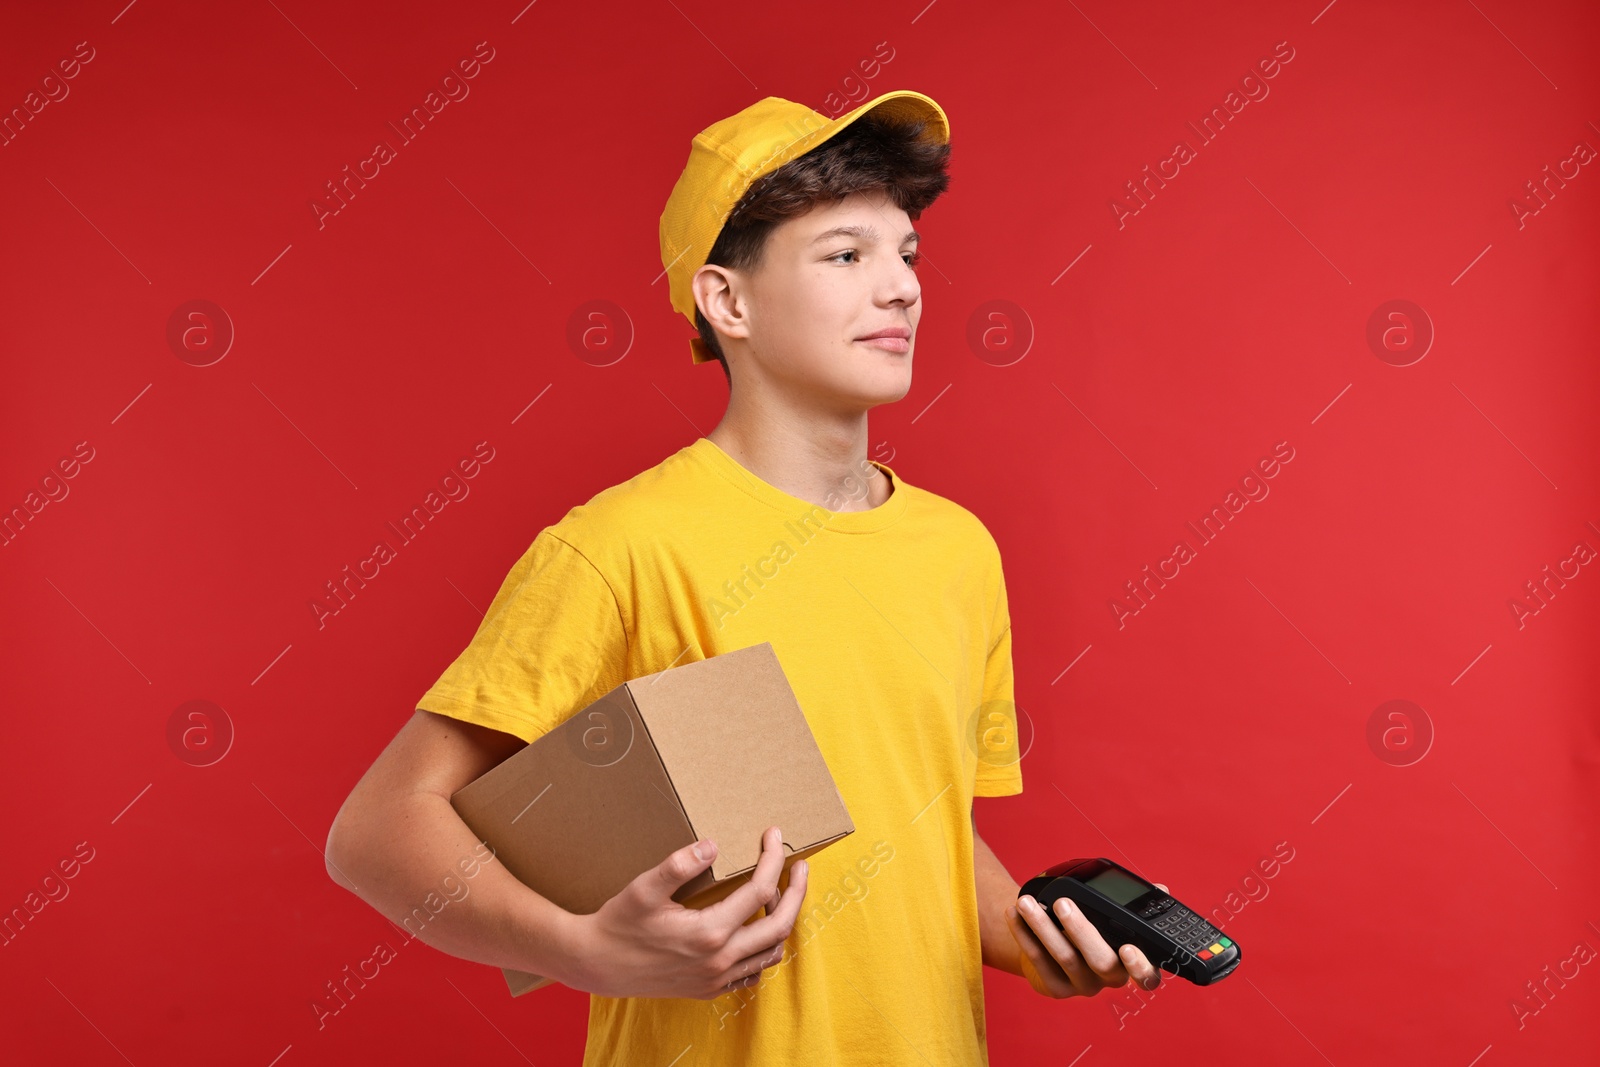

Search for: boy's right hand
xmin=570 ymin=825 xmax=808 ymax=1000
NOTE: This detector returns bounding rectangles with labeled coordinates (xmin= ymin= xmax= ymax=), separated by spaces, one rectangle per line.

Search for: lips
xmin=856 ymin=336 xmax=910 ymax=353
xmin=856 ymin=326 xmax=911 ymax=353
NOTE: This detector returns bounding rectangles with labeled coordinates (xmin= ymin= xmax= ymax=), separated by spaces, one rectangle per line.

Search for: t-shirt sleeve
xmin=973 ymin=539 xmax=1024 ymax=797
xmin=415 ymin=528 xmax=630 ymax=744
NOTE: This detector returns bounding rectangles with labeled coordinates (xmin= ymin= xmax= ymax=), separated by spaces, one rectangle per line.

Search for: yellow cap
xmin=659 ymin=89 xmax=951 ymax=365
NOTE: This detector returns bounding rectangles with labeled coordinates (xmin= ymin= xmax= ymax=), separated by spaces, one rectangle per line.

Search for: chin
xmin=859 ymin=367 xmax=913 ymax=406
xmin=821 ymin=347 xmax=912 ymax=405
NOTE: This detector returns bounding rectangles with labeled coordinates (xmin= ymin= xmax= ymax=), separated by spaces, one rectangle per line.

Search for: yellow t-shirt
xmin=417 ymin=435 xmax=1023 ymax=1066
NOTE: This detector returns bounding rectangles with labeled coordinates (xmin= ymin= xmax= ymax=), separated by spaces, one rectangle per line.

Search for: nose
xmin=879 ymin=254 xmax=921 ymax=311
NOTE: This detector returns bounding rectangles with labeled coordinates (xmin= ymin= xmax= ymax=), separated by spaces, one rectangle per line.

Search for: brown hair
xmin=693 ymin=111 xmax=952 ymax=385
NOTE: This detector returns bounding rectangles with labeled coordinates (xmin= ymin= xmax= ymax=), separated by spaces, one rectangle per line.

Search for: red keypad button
xmin=1197 ymin=949 xmax=1213 ymax=960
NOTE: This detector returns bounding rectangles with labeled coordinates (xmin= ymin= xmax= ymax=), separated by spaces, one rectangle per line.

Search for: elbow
xmin=323 ymin=817 xmax=360 ymax=894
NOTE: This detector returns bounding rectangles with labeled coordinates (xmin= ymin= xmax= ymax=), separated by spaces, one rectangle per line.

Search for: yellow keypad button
xmin=1208 ymin=942 xmax=1223 ymax=954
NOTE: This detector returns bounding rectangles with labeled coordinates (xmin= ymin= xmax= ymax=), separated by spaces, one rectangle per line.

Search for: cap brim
xmin=831 ymin=88 xmax=950 ymax=145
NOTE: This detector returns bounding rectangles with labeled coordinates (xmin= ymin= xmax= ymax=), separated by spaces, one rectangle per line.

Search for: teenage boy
xmin=326 ymin=89 xmax=1164 ymax=1066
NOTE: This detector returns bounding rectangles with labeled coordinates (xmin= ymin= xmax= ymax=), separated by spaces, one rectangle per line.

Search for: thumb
xmin=642 ymin=838 xmax=718 ymax=904
xmin=1155 ymin=883 xmax=1168 ymax=893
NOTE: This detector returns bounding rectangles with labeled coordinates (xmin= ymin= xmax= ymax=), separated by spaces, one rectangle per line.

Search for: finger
xmin=1044 ymin=896 xmax=1130 ymax=988
xmin=1007 ymin=903 xmax=1099 ymax=999
xmin=713 ymin=937 xmax=787 ymax=992
xmin=1155 ymin=883 xmax=1168 ymax=893
xmin=724 ymin=855 xmax=809 ymax=962
xmin=1118 ymin=944 xmax=1162 ymax=991
xmin=703 ymin=826 xmax=788 ymax=934
xmin=1003 ymin=905 xmax=1072 ymax=996
xmin=640 ymin=836 xmax=720 ymax=905
xmin=1014 ymin=896 xmax=1097 ymax=995
xmin=715 ymin=967 xmax=764 ymax=999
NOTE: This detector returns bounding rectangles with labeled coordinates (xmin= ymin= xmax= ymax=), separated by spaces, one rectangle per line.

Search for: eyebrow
xmin=810 ymin=224 xmax=920 ymax=246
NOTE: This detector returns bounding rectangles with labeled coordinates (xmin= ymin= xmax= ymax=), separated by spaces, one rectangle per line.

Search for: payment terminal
xmin=1018 ymin=858 xmax=1241 ymax=986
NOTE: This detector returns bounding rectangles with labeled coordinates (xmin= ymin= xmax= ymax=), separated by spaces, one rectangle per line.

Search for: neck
xmin=707 ymin=393 xmax=891 ymax=514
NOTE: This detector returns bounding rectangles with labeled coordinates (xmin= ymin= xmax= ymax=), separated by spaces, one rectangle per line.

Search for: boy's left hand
xmin=1004 ymin=883 xmax=1169 ymax=999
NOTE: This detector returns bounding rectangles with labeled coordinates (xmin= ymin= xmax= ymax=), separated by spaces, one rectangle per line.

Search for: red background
xmin=3 ymin=1 xmax=1597 ymax=1064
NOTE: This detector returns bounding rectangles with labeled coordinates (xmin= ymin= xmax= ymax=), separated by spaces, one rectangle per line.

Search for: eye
xmin=828 ymin=249 xmax=858 ymax=264
xmin=902 ymin=250 xmax=922 ymax=268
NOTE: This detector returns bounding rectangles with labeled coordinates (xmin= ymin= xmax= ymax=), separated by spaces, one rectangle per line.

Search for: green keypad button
xmin=1218 ymin=937 xmax=1232 ymax=948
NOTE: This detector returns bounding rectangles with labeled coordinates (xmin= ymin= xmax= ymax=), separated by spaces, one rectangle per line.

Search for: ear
xmin=691 ymin=263 xmax=748 ymax=344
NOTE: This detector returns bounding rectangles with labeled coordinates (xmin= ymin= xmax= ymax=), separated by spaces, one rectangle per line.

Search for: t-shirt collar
xmin=689 ymin=436 xmax=909 ymax=534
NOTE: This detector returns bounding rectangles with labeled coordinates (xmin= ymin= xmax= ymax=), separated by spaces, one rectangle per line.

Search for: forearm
xmin=973 ymin=829 xmax=1025 ymax=976
xmin=326 ymin=788 xmax=587 ymax=986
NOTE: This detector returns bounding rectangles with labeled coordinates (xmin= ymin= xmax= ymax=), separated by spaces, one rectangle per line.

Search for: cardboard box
xmin=449 ymin=641 xmax=855 ymax=996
